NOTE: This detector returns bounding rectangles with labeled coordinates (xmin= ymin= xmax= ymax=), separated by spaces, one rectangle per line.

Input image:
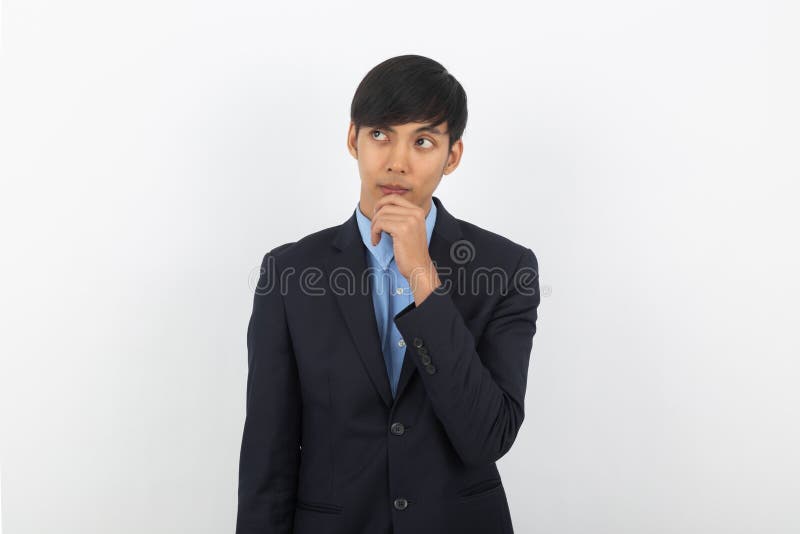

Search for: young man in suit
xmin=236 ymin=55 xmax=541 ymax=534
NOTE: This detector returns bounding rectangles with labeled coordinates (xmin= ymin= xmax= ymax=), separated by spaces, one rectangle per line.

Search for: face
xmin=347 ymin=120 xmax=463 ymax=218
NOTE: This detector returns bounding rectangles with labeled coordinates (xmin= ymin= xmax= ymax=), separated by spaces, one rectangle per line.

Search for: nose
xmin=387 ymin=143 xmax=409 ymax=174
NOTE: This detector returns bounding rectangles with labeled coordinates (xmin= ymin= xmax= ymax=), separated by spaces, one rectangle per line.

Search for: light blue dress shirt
xmin=354 ymin=199 xmax=438 ymax=398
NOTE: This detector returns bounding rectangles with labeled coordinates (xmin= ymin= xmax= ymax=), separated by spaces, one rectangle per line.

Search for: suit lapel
xmin=324 ymin=195 xmax=464 ymax=409
xmin=324 ymin=214 xmax=394 ymax=408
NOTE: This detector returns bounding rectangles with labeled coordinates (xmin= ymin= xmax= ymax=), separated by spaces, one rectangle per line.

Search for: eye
xmin=370 ymin=129 xmax=435 ymax=148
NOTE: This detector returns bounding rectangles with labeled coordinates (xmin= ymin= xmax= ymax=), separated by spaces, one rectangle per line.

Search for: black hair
xmin=350 ymin=55 xmax=468 ymax=152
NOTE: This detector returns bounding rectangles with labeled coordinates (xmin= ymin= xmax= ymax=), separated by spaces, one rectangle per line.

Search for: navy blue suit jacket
xmin=236 ymin=195 xmax=540 ymax=534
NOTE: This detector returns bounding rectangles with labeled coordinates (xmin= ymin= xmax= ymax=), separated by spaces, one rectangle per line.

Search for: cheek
xmin=357 ymin=148 xmax=383 ymax=170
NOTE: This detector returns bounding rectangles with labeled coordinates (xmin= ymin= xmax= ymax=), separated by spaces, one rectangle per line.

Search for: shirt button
xmin=398 ymin=339 xmax=405 ymax=347
xmin=390 ymin=422 xmax=405 ymax=435
xmin=396 ymin=287 xmax=404 ymax=295
xmin=393 ymin=498 xmax=408 ymax=510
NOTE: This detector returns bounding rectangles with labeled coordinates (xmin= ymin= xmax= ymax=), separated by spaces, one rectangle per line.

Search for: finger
xmin=373 ymin=204 xmax=412 ymax=219
xmin=374 ymin=202 xmax=423 ymax=222
xmin=373 ymin=193 xmax=419 ymax=215
xmin=370 ymin=214 xmax=393 ymax=246
xmin=374 ymin=193 xmax=416 ymax=213
xmin=370 ymin=214 xmax=404 ymax=246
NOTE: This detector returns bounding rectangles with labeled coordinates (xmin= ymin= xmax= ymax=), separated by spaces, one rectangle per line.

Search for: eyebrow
xmin=378 ymin=124 xmax=446 ymax=135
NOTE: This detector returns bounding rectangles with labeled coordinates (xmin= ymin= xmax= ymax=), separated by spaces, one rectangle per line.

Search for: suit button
xmin=390 ymin=422 xmax=405 ymax=435
xmin=417 ymin=346 xmax=428 ymax=356
xmin=393 ymin=498 xmax=408 ymax=510
xmin=420 ymin=354 xmax=432 ymax=365
xmin=413 ymin=337 xmax=424 ymax=348
xmin=424 ymin=364 xmax=437 ymax=375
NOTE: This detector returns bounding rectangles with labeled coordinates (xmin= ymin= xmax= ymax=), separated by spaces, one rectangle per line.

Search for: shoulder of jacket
xmin=263 ymin=222 xmax=341 ymax=262
xmin=456 ymin=218 xmax=533 ymax=262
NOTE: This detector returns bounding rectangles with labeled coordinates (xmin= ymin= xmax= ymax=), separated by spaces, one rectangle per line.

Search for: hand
xmin=371 ymin=194 xmax=441 ymax=304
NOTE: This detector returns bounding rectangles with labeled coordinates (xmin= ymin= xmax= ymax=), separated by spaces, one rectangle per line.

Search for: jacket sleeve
xmin=236 ymin=248 xmax=301 ymax=534
xmin=393 ymin=247 xmax=540 ymax=467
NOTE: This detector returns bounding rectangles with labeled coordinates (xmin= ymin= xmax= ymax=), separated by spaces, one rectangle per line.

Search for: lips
xmin=380 ymin=185 xmax=409 ymax=195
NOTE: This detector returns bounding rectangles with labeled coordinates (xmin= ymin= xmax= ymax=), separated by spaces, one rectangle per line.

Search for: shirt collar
xmin=355 ymin=198 xmax=438 ymax=270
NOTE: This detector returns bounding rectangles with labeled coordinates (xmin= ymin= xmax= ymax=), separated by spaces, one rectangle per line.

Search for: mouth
xmin=379 ymin=184 xmax=409 ymax=195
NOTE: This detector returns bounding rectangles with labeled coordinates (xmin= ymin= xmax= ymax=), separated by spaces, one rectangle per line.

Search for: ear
xmin=443 ymin=138 xmax=464 ymax=175
xmin=347 ymin=121 xmax=359 ymax=159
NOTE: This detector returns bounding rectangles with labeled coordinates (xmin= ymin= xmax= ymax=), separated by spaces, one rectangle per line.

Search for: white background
xmin=1 ymin=1 xmax=799 ymax=533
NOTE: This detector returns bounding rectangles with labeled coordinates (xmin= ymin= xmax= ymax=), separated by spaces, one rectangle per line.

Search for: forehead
xmin=369 ymin=121 xmax=448 ymax=136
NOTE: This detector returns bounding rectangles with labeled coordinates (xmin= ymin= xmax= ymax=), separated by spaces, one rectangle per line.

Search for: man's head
xmin=347 ymin=55 xmax=467 ymax=218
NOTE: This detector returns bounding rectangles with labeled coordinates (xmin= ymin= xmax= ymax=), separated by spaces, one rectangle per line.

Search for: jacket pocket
xmin=456 ymin=477 xmax=503 ymax=501
xmin=296 ymin=499 xmax=344 ymax=515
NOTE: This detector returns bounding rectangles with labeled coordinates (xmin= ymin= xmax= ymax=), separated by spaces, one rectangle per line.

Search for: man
xmin=236 ymin=55 xmax=541 ymax=534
